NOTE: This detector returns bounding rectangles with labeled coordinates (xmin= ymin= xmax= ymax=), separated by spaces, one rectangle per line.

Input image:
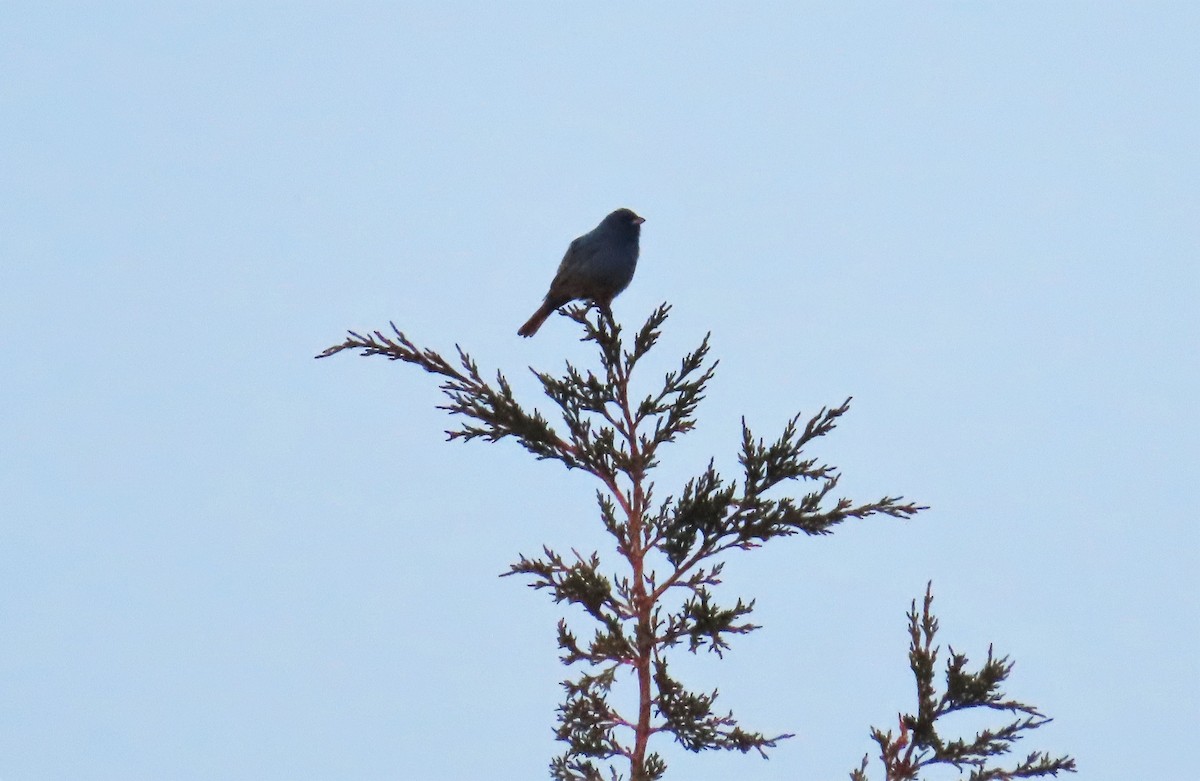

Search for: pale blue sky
xmin=2 ymin=3 xmax=1197 ymax=780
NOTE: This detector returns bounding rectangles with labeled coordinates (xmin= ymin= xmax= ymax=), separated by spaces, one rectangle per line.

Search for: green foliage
xmin=318 ymin=304 xmax=1073 ymax=781
xmin=851 ymin=585 xmax=1077 ymax=781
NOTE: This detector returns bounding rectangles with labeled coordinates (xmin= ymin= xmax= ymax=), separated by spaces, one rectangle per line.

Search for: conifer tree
xmin=317 ymin=304 xmax=1074 ymax=781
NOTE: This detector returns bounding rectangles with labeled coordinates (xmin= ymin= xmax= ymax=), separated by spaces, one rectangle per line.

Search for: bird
xmin=517 ymin=208 xmax=645 ymax=337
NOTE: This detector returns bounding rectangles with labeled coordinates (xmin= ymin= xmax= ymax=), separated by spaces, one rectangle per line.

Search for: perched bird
xmin=517 ymin=208 xmax=645 ymax=337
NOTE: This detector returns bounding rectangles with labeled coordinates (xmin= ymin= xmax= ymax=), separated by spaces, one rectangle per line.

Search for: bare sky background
xmin=2 ymin=4 xmax=1197 ymax=780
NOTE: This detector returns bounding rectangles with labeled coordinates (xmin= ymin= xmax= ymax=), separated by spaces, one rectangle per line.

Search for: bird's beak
xmin=633 ymin=216 xmax=646 ymax=225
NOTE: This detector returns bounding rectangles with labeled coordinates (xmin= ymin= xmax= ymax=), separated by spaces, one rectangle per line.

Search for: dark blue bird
xmin=518 ymin=208 xmax=645 ymax=337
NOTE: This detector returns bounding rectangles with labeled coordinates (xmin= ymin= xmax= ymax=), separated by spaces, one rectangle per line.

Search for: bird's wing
xmin=549 ymin=237 xmax=585 ymax=281
xmin=544 ymin=236 xmax=595 ymax=301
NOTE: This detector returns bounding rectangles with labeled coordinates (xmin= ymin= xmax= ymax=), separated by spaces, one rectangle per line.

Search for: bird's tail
xmin=517 ymin=302 xmax=556 ymax=337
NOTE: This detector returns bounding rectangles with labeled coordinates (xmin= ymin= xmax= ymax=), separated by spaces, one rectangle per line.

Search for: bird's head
xmin=606 ymin=208 xmax=645 ymax=228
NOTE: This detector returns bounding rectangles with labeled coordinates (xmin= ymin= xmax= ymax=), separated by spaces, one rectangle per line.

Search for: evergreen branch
xmin=660 ymin=461 xmax=738 ymax=567
xmin=653 ymin=660 xmax=793 ymax=756
xmin=650 ymin=407 xmax=924 ymax=604
xmin=740 ymin=401 xmax=851 ymax=496
xmin=549 ymin=754 xmax=611 ymax=781
xmin=565 ymin=304 xmax=627 ymax=381
xmin=555 ymin=666 xmax=627 ymax=760
xmin=504 ymin=547 xmax=621 ymax=623
xmin=637 ymin=336 xmax=717 ymax=452
xmin=855 ymin=584 xmax=1077 ymax=781
xmin=316 ymin=324 xmax=579 ymax=468
xmin=565 ymin=303 xmax=672 ymax=379
xmin=659 ymin=588 xmax=759 ymax=656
